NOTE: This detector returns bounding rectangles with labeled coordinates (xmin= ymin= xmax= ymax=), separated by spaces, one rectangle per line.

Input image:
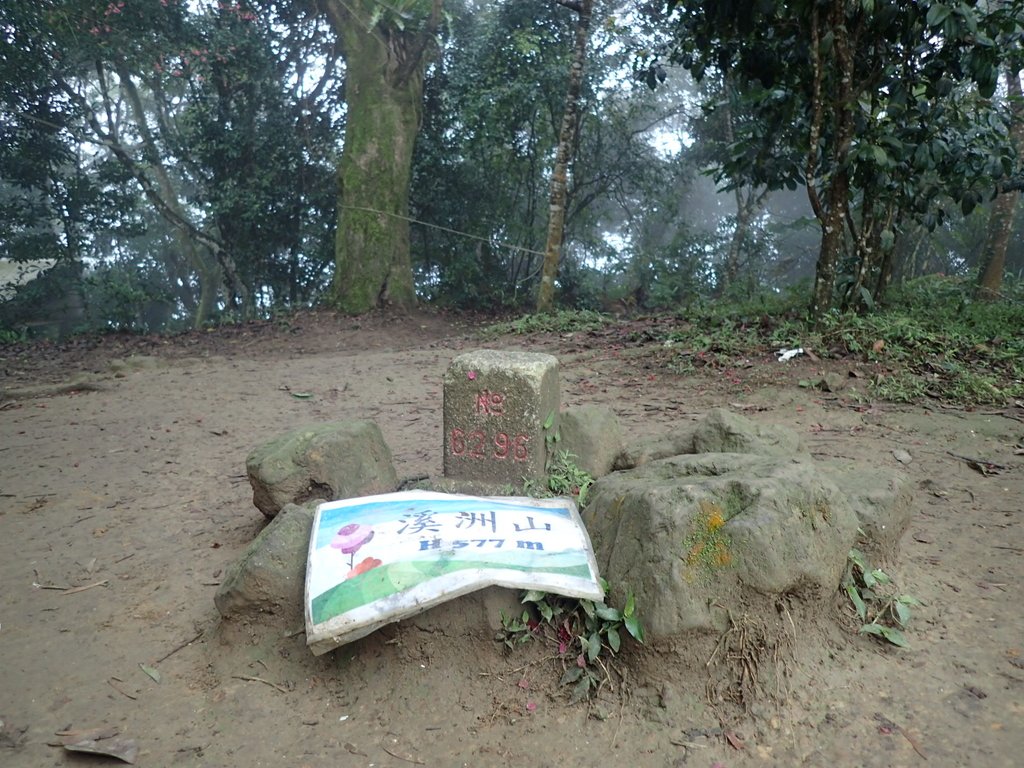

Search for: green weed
xmin=498 ymin=582 xmax=645 ymax=702
xmin=0 ymin=327 xmax=27 ymax=344
xmin=523 ymin=447 xmax=595 ymax=508
xmin=546 ymin=450 xmax=594 ymax=507
xmin=842 ymin=547 xmax=922 ymax=648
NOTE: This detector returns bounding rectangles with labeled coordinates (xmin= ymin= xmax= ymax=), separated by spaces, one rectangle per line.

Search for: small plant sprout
xmin=524 ymin=449 xmax=595 ymax=507
xmin=842 ymin=547 xmax=922 ymax=648
xmin=546 ymin=450 xmax=594 ymax=506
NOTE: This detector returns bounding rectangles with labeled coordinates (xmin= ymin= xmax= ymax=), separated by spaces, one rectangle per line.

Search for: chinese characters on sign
xmin=304 ymin=490 xmax=602 ymax=655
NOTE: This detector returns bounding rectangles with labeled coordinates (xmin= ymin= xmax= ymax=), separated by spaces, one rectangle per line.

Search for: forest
xmin=1 ymin=0 xmax=1022 ymax=337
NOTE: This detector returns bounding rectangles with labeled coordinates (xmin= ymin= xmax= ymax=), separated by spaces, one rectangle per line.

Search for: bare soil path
xmin=1 ymin=310 xmax=1021 ymax=767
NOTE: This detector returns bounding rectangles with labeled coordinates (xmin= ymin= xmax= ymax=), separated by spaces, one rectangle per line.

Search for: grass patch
xmin=481 ymin=309 xmax=613 ymax=338
xmin=610 ymin=277 xmax=1024 ymax=407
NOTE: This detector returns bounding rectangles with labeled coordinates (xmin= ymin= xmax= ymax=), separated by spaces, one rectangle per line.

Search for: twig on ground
xmin=896 ymin=724 xmax=927 ymax=760
xmin=381 ymin=745 xmax=425 ymax=764
xmin=155 ymin=630 xmax=204 ymax=664
xmin=231 ymin=675 xmax=291 ymax=694
xmin=107 ymin=678 xmax=137 ymax=700
xmin=947 ymin=451 xmax=1008 ymax=470
xmin=61 ymin=580 xmax=109 ymax=595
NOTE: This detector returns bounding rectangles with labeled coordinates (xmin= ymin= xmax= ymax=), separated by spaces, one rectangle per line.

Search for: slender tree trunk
xmin=977 ymin=69 xmax=1023 ymax=300
xmin=723 ymin=187 xmax=758 ymax=293
xmin=718 ymin=70 xmax=760 ymax=295
xmin=537 ymin=0 xmax=593 ymax=314
xmin=74 ymin=67 xmax=226 ymax=328
xmin=811 ymin=170 xmax=850 ymax=319
xmin=809 ymin=0 xmax=855 ymax=324
xmin=325 ymin=0 xmax=441 ymax=314
xmin=117 ymin=70 xmax=230 ymax=326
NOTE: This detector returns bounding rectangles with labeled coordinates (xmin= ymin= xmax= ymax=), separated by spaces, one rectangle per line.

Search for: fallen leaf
xmin=725 ymin=731 xmax=745 ymax=750
xmin=139 ymin=663 xmax=161 ymax=684
xmin=63 ymin=735 xmax=138 ymax=764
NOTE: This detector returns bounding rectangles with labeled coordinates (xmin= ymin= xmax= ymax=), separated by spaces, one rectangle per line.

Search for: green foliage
xmin=822 ymin=276 xmax=1024 ymax=405
xmin=645 ymin=0 xmax=1024 ymax=318
xmin=498 ymin=583 xmax=645 ymax=702
xmin=842 ymin=547 xmax=922 ymax=649
xmin=412 ymin=0 xmax=691 ymax=310
xmin=631 ymin=277 xmax=1023 ymax=407
xmin=1 ymin=0 xmax=340 ymax=329
xmin=0 ymin=327 xmax=26 ymax=344
xmin=546 ymin=450 xmax=595 ymax=507
xmin=80 ymin=263 xmax=176 ymax=333
xmin=522 ymin=448 xmax=595 ymax=508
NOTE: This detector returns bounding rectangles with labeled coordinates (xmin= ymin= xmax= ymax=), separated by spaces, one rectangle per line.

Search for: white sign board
xmin=304 ymin=490 xmax=602 ymax=655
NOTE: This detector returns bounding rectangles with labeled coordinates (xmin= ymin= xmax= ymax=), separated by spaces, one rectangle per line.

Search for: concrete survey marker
xmin=443 ymin=350 xmax=559 ymax=486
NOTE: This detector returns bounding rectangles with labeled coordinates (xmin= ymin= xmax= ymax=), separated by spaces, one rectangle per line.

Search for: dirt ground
xmin=1 ymin=310 xmax=1021 ymax=768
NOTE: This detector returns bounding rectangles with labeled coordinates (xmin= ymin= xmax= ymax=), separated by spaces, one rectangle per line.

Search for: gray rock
xmin=583 ymin=453 xmax=858 ymax=640
xmin=829 ymin=466 xmax=914 ymax=563
xmin=214 ymin=502 xmax=319 ymax=623
xmin=614 ymin=429 xmax=696 ymax=470
xmin=246 ymin=421 xmax=398 ymax=517
xmin=558 ymin=405 xmax=624 ymax=478
xmin=615 ymin=408 xmax=805 ymax=471
xmin=691 ymin=407 xmax=806 ymax=457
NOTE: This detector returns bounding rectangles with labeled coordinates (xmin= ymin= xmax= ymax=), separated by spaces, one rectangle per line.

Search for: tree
xmin=647 ymin=0 xmax=1024 ymax=322
xmin=410 ymin=0 xmax=585 ymax=308
xmin=1 ymin=1 xmax=342 ymax=329
xmin=977 ymin=68 xmax=1024 ymax=299
xmin=323 ymin=0 xmax=443 ymax=314
xmin=0 ymin=1 xmax=139 ymax=268
xmin=410 ymin=1 xmax=683 ymax=310
xmin=537 ymin=0 xmax=594 ymax=313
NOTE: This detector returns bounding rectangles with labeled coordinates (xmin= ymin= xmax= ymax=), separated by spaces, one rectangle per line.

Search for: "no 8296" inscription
xmin=450 ymin=428 xmax=529 ymax=461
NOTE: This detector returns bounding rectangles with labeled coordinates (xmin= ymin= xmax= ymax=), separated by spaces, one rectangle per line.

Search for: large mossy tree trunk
xmin=324 ymin=0 xmax=441 ymax=314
